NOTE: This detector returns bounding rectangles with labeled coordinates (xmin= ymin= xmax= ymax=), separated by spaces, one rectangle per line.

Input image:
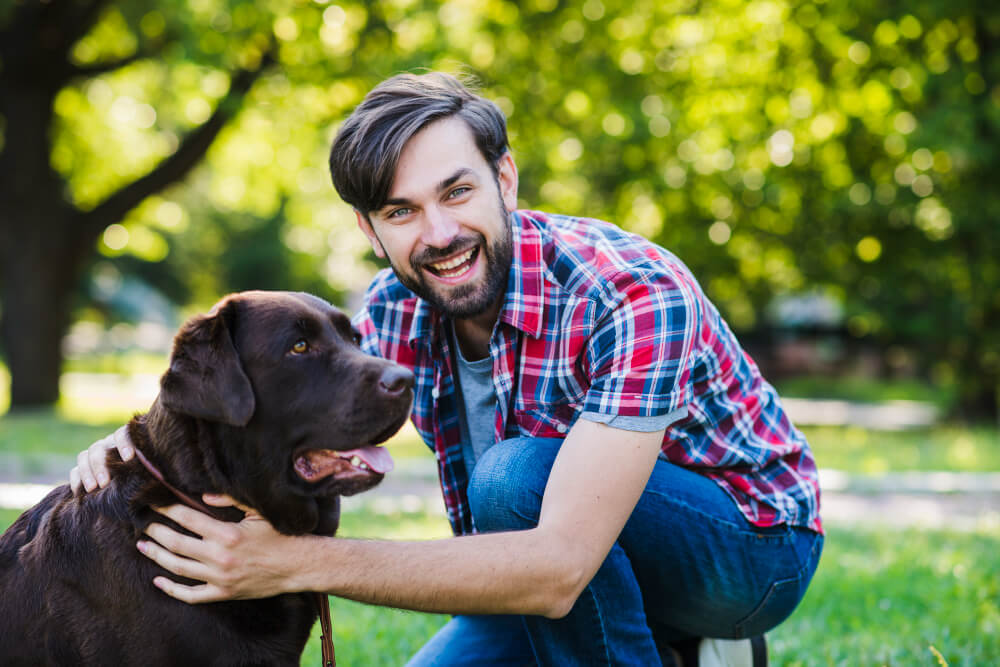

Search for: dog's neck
xmin=128 ymin=400 xmax=244 ymax=523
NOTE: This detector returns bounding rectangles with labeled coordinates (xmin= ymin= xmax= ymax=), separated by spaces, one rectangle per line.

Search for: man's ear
xmin=159 ymin=299 xmax=255 ymax=426
xmin=497 ymin=151 xmax=519 ymax=212
xmin=355 ymin=210 xmax=386 ymax=258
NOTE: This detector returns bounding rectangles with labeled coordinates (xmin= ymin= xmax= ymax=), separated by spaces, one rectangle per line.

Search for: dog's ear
xmin=159 ymin=299 xmax=255 ymax=426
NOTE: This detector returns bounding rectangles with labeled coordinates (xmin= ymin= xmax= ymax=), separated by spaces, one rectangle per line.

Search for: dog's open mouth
xmin=293 ymin=445 xmax=394 ymax=483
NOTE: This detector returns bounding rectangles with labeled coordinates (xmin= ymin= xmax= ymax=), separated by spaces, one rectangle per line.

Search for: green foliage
xmin=2 ymin=0 xmax=998 ymax=414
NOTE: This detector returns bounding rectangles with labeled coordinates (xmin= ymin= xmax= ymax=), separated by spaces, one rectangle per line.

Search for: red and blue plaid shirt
xmin=354 ymin=210 xmax=822 ymax=536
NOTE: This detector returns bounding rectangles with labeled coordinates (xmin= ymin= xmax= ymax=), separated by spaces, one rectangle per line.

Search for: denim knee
xmin=466 ymin=437 xmax=560 ymax=534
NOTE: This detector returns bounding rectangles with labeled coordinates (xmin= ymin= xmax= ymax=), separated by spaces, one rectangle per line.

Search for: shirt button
xmin=432 ymin=387 xmax=439 ymax=399
xmin=556 ymin=423 xmax=567 ymax=434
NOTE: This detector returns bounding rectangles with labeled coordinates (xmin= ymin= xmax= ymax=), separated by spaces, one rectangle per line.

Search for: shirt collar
xmin=498 ymin=210 xmax=545 ymax=338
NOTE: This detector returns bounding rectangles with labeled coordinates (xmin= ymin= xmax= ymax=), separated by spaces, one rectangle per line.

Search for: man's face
xmin=356 ymin=117 xmax=519 ymax=320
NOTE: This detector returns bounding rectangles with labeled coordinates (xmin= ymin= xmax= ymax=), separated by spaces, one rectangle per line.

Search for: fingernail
xmin=121 ymin=447 xmax=134 ymax=460
xmin=97 ymin=473 xmax=109 ymax=486
xmin=137 ymin=541 xmax=147 ymax=554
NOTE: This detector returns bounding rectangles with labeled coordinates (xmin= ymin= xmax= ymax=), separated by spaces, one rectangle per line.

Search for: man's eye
xmin=387 ymin=207 xmax=412 ymax=219
xmin=448 ymin=187 xmax=470 ymax=199
xmin=290 ymin=339 xmax=309 ymax=354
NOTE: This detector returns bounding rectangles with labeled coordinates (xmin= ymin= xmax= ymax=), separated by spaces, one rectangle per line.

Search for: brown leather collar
xmin=133 ymin=446 xmax=336 ymax=666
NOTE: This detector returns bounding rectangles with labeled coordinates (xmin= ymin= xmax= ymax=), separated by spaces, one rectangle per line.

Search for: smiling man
xmin=74 ymin=72 xmax=823 ymax=666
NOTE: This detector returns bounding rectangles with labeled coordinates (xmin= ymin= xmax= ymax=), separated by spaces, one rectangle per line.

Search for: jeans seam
xmin=584 ymin=586 xmax=613 ymax=666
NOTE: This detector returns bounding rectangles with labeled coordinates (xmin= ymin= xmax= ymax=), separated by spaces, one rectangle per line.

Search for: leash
xmin=134 ymin=447 xmax=337 ymax=666
xmin=316 ymin=592 xmax=336 ymax=666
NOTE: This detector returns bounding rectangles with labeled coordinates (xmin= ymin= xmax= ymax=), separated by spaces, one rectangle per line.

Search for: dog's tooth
xmin=350 ymin=455 xmax=362 ymax=466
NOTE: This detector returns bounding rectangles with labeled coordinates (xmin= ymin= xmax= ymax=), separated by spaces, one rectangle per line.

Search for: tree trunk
xmin=0 ymin=216 xmax=82 ymax=407
xmin=0 ymin=0 xmax=273 ymax=410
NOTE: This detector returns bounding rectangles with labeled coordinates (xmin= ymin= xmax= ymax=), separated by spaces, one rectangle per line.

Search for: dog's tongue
xmin=337 ymin=445 xmax=394 ymax=474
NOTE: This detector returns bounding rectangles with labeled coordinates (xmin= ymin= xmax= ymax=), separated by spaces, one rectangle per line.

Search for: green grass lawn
xmin=774 ymin=375 xmax=958 ymax=412
xmin=5 ymin=406 xmax=997 ymax=481
xmin=802 ymin=424 xmax=1000 ymax=474
xmin=3 ymin=371 xmax=999 ymax=663
xmin=2 ymin=504 xmax=997 ymax=665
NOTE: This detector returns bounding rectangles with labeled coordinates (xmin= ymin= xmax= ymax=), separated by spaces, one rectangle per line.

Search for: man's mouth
xmin=424 ymin=246 xmax=479 ymax=279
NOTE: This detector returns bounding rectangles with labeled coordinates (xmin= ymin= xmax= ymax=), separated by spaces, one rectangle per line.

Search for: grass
xmin=774 ymin=375 xmax=958 ymax=412
xmin=802 ymin=425 xmax=1000 ymax=474
xmin=770 ymin=525 xmax=1000 ymax=666
xmin=2 ymin=503 xmax=998 ymax=665
xmin=5 ymin=406 xmax=998 ymax=481
xmin=3 ymin=370 xmax=999 ymax=663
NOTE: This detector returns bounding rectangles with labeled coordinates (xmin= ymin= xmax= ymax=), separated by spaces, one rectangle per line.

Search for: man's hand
xmin=69 ymin=425 xmax=134 ymax=492
xmin=137 ymin=494 xmax=307 ymax=604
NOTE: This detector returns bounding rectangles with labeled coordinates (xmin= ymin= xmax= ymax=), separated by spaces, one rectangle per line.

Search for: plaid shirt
xmin=354 ymin=210 xmax=822 ymax=536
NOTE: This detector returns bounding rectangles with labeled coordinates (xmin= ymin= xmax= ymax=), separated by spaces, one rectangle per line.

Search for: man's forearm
xmin=286 ymin=528 xmax=585 ymax=619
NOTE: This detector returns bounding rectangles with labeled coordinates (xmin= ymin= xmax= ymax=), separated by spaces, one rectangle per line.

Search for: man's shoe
xmin=697 ymin=635 xmax=767 ymax=667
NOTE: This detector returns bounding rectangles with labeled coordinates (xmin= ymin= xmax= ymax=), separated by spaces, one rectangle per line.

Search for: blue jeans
xmin=406 ymin=437 xmax=823 ymax=666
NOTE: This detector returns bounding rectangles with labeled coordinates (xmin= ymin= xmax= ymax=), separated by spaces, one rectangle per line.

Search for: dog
xmin=0 ymin=291 xmax=414 ymax=665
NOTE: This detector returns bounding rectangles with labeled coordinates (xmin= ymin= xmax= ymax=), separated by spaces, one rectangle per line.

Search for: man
xmin=74 ymin=72 xmax=822 ymax=666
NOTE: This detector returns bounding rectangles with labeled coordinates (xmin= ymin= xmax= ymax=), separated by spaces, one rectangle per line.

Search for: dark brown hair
xmin=328 ymin=71 xmax=509 ymax=217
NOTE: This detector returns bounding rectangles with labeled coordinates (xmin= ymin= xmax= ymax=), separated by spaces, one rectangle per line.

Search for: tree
xmin=0 ymin=0 xmax=273 ymax=406
xmin=2 ymin=0 xmax=998 ymax=420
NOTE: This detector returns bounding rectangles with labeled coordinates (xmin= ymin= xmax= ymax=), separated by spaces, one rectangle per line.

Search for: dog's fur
xmin=0 ymin=291 xmax=413 ymax=666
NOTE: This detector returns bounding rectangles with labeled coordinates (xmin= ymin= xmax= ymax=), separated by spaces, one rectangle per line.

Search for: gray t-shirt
xmin=449 ymin=329 xmax=498 ymax=472
xmin=448 ymin=325 xmax=685 ymax=473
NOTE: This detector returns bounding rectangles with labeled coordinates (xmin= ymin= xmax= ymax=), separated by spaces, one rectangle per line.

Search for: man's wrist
xmin=284 ymin=534 xmax=335 ymax=594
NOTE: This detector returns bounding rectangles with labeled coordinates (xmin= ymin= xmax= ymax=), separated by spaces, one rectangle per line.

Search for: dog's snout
xmin=377 ymin=366 xmax=414 ymax=396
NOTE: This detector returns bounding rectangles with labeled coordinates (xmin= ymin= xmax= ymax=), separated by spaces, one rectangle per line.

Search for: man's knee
xmin=466 ymin=437 xmax=560 ymax=533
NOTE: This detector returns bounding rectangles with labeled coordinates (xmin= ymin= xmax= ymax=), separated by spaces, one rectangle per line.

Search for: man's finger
xmin=202 ymin=493 xmax=257 ymax=516
xmin=150 ymin=503 xmax=241 ymax=548
xmin=69 ymin=466 xmax=81 ymax=493
xmin=142 ymin=519 xmax=218 ymax=564
xmin=87 ymin=436 xmax=112 ymax=488
xmin=77 ymin=448 xmax=98 ymax=492
xmin=111 ymin=424 xmax=134 ymax=461
xmin=137 ymin=537 xmax=213 ymax=583
xmin=152 ymin=576 xmax=227 ymax=605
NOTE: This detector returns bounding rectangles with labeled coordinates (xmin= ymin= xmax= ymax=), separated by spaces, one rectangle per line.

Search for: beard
xmin=383 ymin=195 xmax=513 ymax=320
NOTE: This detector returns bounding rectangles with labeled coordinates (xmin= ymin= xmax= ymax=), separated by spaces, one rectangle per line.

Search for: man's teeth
xmin=430 ymin=248 xmax=474 ymax=272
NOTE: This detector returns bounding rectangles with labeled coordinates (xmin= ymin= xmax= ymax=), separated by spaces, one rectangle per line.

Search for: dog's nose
xmin=378 ymin=366 xmax=414 ymax=397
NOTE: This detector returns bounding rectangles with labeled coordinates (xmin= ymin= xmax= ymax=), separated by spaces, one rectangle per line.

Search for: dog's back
xmin=0 ymin=473 xmax=314 ymax=666
xmin=0 ymin=486 xmax=66 ymax=662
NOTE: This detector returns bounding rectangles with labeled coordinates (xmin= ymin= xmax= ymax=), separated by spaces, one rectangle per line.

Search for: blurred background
xmin=1 ymin=0 xmax=998 ymax=664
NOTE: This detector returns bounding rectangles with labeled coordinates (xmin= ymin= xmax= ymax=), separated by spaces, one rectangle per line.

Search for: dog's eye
xmin=290 ymin=339 xmax=309 ymax=355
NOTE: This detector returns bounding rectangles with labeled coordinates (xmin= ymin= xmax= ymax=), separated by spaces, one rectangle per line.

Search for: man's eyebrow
xmin=437 ymin=167 xmax=476 ymax=192
xmin=381 ymin=168 xmax=477 ymax=208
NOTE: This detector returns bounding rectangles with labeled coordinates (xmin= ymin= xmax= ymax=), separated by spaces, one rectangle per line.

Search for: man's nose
xmin=420 ymin=204 xmax=460 ymax=248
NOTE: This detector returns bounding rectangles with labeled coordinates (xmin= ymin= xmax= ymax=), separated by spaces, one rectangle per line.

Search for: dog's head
xmin=156 ymin=291 xmax=413 ymax=534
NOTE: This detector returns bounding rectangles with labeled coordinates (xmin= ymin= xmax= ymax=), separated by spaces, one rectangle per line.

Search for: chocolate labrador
xmin=0 ymin=291 xmax=414 ymax=665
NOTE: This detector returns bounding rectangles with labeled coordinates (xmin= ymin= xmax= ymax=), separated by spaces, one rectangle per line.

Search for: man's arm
xmin=139 ymin=419 xmax=665 ymax=618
